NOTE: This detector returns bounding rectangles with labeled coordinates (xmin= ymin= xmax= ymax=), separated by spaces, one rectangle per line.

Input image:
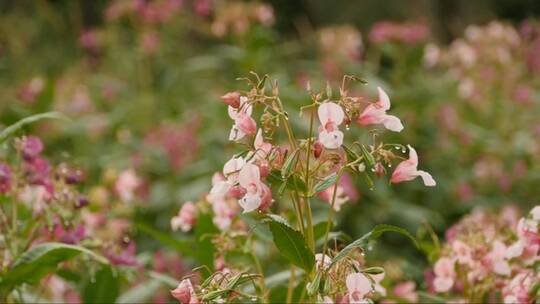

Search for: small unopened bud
xmin=228 ymin=185 xmax=247 ymax=199
xmin=259 ymin=161 xmax=270 ymax=178
xmin=374 ymin=162 xmax=385 ymax=177
xmin=313 ymin=141 xmax=323 ymax=158
xmin=220 ymin=92 xmax=241 ymax=108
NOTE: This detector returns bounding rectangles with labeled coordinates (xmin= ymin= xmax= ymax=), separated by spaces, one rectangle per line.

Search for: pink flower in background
xmin=393 ymin=281 xmax=418 ymax=303
xmin=171 ymin=279 xmax=198 ymax=304
xmin=391 ymin=145 xmax=436 ymax=186
xmin=171 ymin=202 xmax=198 ymax=232
xmin=486 ymin=240 xmax=511 ymax=276
xmin=318 ymin=102 xmax=345 ymax=149
xmin=144 ymin=121 xmax=199 ymax=172
xmin=370 ymin=21 xmax=429 ymax=45
xmin=452 ymin=240 xmax=473 ymax=265
xmin=358 ymin=87 xmax=403 ymax=132
xmin=20 ymin=136 xmax=44 ymax=160
xmin=433 ymin=257 xmax=455 ymax=292
xmin=318 ymin=184 xmax=349 ymax=211
xmin=17 ymin=77 xmax=44 ymax=103
xmin=105 ymin=241 xmax=139 ymax=266
xmin=53 ymin=224 xmax=86 ymax=244
xmin=346 ymin=272 xmax=372 ymax=303
xmin=79 ymin=30 xmax=101 ymax=52
xmin=115 ymin=169 xmax=141 ymax=202
xmin=0 ymin=163 xmax=12 ymax=193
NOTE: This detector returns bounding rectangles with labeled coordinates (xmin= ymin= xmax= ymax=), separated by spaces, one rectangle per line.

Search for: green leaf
xmin=0 ymin=112 xmax=69 ymax=143
xmin=343 ymin=144 xmax=360 ymax=164
xmin=361 ymin=267 xmax=385 ymax=275
xmin=331 ymin=224 xmax=418 ymax=266
xmin=194 ymin=213 xmax=218 ymax=276
xmin=281 ymin=148 xmax=299 ymax=178
xmin=360 ymin=145 xmax=375 ymax=168
xmin=267 ymin=170 xmax=307 ymax=194
xmin=312 ymin=174 xmax=338 ymax=194
xmin=313 ymin=221 xmax=334 ymax=241
xmin=136 ymin=222 xmax=193 ymax=257
xmin=82 ymin=266 xmax=119 ymax=303
xmin=1 ymin=242 xmax=108 ymax=287
xmin=268 ymin=221 xmax=314 ymax=272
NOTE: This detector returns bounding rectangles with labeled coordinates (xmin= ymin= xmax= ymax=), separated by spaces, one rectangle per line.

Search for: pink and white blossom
xmin=390 ymin=145 xmax=436 ymax=186
xmin=171 ymin=202 xmax=198 ymax=232
xmin=318 ymin=102 xmax=345 ymax=149
xmin=346 ymin=272 xmax=373 ymax=303
xmin=433 ymin=257 xmax=455 ymax=292
xmin=358 ymin=87 xmax=403 ymax=132
xmin=171 ymin=279 xmax=198 ymax=304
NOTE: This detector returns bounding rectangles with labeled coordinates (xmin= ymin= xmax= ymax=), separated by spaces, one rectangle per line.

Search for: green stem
xmin=286 ymin=266 xmax=295 ymax=304
xmin=303 ymin=105 xmax=316 ymax=253
xmin=250 ymin=247 xmax=267 ymax=303
xmin=320 ymin=171 xmax=343 ymax=268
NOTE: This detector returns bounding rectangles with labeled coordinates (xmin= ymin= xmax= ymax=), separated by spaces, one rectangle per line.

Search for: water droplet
xmin=395 ymin=146 xmax=400 ymax=150
xmin=387 ymin=164 xmax=392 ymax=167
xmin=346 ymin=125 xmax=350 ymax=131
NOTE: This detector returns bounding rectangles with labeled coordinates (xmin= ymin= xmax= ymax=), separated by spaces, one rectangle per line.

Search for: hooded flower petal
xmin=318 ymin=102 xmax=344 ymax=125
xmin=391 ymin=145 xmax=436 ymax=186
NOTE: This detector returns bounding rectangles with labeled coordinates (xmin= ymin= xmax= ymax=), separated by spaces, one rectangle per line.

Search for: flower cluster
xmin=169 ymin=74 xmax=435 ymax=303
xmin=428 ymin=205 xmax=539 ymax=303
xmin=369 ymin=21 xmax=429 ymax=45
xmin=211 ymin=1 xmax=274 ymax=37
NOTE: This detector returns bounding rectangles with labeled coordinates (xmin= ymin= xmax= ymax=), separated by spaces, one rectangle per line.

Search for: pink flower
xmin=433 ymin=257 xmax=455 ymax=292
xmin=318 ymin=184 xmax=349 ymax=211
xmin=171 ymin=202 xmax=198 ymax=232
xmin=390 ymin=145 xmax=436 ymax=186
xmin=531 ymin=206 xmax=540 ymax=221
xmin=346 ymin=272 xmax=372 ymax=303
xmin=318 ymin=102 xmax=345 ymax=149
xmin=393 ymin=281 xmax=418 ymax=303
xmin=223 ymin=157 xmax=246 ymax=183
xmin=358 ymin=87 xmax=403 ymax=132
xmin=315 ymin=253 xmax=332 ymax=270
xmin=370 ymin=272 xmax=386 ymax=296
xmin=0 ymin=163 xmax=12 ymax=193
xmin=20 ymin=136 xmax=44 ymax=159
xmin=228 ymin=97 xmax=256 ymax=141
xmin=221 ymin=91 xmax=241 ymax=108
xmin=171 ymin=279 xmax=198 ymax=304
xmin=253 ymin=129 xmax=272 ymax=160
xmin=452 ymin=240 xmax=473 ymax=265
xmin=237 ymin=163 xmax=265 ymax=212
xmin=115 ymin=169 xmax=141 ymax=202
xmin=486 ymin=240 xmax=511 ymax=276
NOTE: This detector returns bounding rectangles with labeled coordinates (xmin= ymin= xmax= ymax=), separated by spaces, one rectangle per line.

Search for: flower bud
xmin=259 ymin=161 xmax=270 ymax=178
xmin=228 ymin=185 xmax=247 ymax=199
xmin=221 ymin=91 xmax=241 ymax=108
xmin=313 ymin=141 xmax=323 ymax=158
xmin=236 ymin=114 xmax=257 ymax=135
